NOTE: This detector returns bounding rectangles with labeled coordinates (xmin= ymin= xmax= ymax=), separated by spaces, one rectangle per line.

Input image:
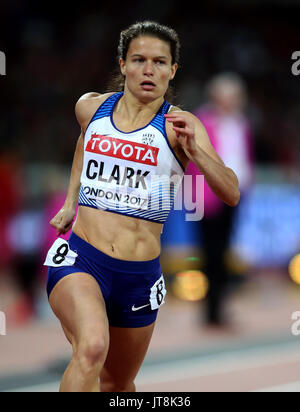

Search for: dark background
xmin=1 ymin=0 xmax=300 ymax=165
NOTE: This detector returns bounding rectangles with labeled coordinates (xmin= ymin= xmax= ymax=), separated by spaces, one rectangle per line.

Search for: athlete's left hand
xmin=164 ymin=112 xmax=198 ymax=159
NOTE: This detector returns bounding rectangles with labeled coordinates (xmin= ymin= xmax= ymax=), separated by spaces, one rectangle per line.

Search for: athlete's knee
xmin=100 ymin=379 xmax=136 ymax=392
xmin=76 ymin=336 xmax=108 ymax=374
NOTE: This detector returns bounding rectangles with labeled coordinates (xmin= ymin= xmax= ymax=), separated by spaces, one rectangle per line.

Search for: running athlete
xmin=44 ymin=21 xmax=240 ymax=392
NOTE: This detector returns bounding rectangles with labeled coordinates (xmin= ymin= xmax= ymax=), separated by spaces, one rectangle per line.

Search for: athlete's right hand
xmin=49 ymin=207 xmax=75 ymax=236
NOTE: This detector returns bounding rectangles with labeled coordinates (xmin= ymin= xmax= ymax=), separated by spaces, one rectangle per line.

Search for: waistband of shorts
xmin=68 ymin=231 xmax=161 ymax=273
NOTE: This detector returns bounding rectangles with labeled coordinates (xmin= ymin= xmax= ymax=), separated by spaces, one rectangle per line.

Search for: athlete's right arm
xmin=49 ymin=92 xmax=113 ymax=235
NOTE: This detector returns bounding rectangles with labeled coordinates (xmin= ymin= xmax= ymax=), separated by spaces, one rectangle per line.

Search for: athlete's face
xmin=120 ymin=36 xmax=178 ymax=102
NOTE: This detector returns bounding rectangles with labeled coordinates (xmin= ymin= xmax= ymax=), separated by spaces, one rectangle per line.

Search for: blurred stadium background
xmin=1 ymin=0 xmax=300 ymax=392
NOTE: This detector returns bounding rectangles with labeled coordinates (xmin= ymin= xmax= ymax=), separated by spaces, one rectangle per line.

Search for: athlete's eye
xmin=133 ymin=57 xmax=144 ymax=63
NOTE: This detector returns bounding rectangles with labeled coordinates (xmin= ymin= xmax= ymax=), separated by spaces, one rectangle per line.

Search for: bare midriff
xmin=72 ymin=205 xmax=162 ymax=261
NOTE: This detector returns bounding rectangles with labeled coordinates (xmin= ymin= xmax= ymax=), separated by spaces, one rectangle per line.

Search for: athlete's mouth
xmin=140 ymin=81 xmax=156 ymax=90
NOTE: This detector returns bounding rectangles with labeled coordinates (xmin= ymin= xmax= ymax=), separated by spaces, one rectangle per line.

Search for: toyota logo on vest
xmin=86 ymin=134 xmax=159 ymax=166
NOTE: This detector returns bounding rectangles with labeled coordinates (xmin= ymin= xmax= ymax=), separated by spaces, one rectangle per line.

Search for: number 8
xmin=53 ymin=244 xmax=69 ymax=264
xmin=156 ymin=280 xmax=164 ymax=305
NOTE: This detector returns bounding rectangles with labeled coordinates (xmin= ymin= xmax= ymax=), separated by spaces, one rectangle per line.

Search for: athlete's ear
xmin=119 ymin=58 xmax=126 ymax=76
xmin=170 ymin=63 xmax=178 ymax=81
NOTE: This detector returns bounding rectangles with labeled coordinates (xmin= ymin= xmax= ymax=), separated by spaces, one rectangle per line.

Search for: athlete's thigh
xmin=100 ymin=322 xmax=155 ymax=387
xmin=49 ymin=272 xmax=109 ymax=346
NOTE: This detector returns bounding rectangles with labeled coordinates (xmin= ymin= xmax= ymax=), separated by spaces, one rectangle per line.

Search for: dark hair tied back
xmin=107 ymin=21 xmax=180 ymax=103
xmin=118 ymin=21 xmax=180 ymax=65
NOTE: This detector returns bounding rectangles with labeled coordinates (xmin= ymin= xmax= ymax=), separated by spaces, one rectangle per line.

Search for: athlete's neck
xmin=115 ymin=89 xmax=164 ymax=127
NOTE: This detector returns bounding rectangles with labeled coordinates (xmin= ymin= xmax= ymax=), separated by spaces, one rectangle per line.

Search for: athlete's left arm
xmin=165 ymin=111 xmax=240 ymax=207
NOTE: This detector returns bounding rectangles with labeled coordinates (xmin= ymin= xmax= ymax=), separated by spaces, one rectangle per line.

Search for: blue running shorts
xmin=44 ymin=232 xmax=166 ymax=328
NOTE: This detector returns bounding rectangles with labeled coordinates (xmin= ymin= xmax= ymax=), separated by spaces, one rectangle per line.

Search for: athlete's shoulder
xmin=77 ymin=91 xmax=115 ymax=103
xmin=168 ymin=106 xmax=202 ymax=125
xmin=75 ymin=92 xmax=115 ymax=129
xmin=168 ymin=105 xmax=182 ymax=113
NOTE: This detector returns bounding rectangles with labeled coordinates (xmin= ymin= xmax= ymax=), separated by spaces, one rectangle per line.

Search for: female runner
xmin=44 ymin=21 xmax=240 ymax=392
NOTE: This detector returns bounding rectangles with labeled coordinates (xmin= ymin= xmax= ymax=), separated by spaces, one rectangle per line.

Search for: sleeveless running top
xmin=79 ymin=92 xmax=184 ymax=223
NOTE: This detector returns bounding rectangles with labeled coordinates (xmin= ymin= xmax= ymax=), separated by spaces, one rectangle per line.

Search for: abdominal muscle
xmin=72 ymin=206 xmax=162 ymax=261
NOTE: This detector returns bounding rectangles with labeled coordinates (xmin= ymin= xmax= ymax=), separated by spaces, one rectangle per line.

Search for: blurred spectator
xmin=7 ymin=196 xmax=45 ymax=323
xmin=186 ymin=72 xmax=255 ymax=328
xmin=0 ymin=152 xmax=21 ymax=270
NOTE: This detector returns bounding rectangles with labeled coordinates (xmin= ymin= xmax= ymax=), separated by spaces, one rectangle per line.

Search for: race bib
xmin=43 ymin=238 xmax=78 ymax=267
xmin=149 ymin=275 xmax=167 ymax=310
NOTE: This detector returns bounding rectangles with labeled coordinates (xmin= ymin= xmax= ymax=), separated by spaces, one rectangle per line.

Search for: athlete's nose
xmin=143 ymin=60 xmax=154 ymax=76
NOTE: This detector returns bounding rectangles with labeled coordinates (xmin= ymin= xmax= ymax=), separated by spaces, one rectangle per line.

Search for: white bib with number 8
xmin=149 ymin=275 xmax=166 ymax=310
xmin=44 ymin=238 xmax=78 ymax=267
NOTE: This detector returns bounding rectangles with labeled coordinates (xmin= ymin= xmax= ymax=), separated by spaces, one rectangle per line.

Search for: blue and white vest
xmin=79 ymin=92 xmax=184 ymax=223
